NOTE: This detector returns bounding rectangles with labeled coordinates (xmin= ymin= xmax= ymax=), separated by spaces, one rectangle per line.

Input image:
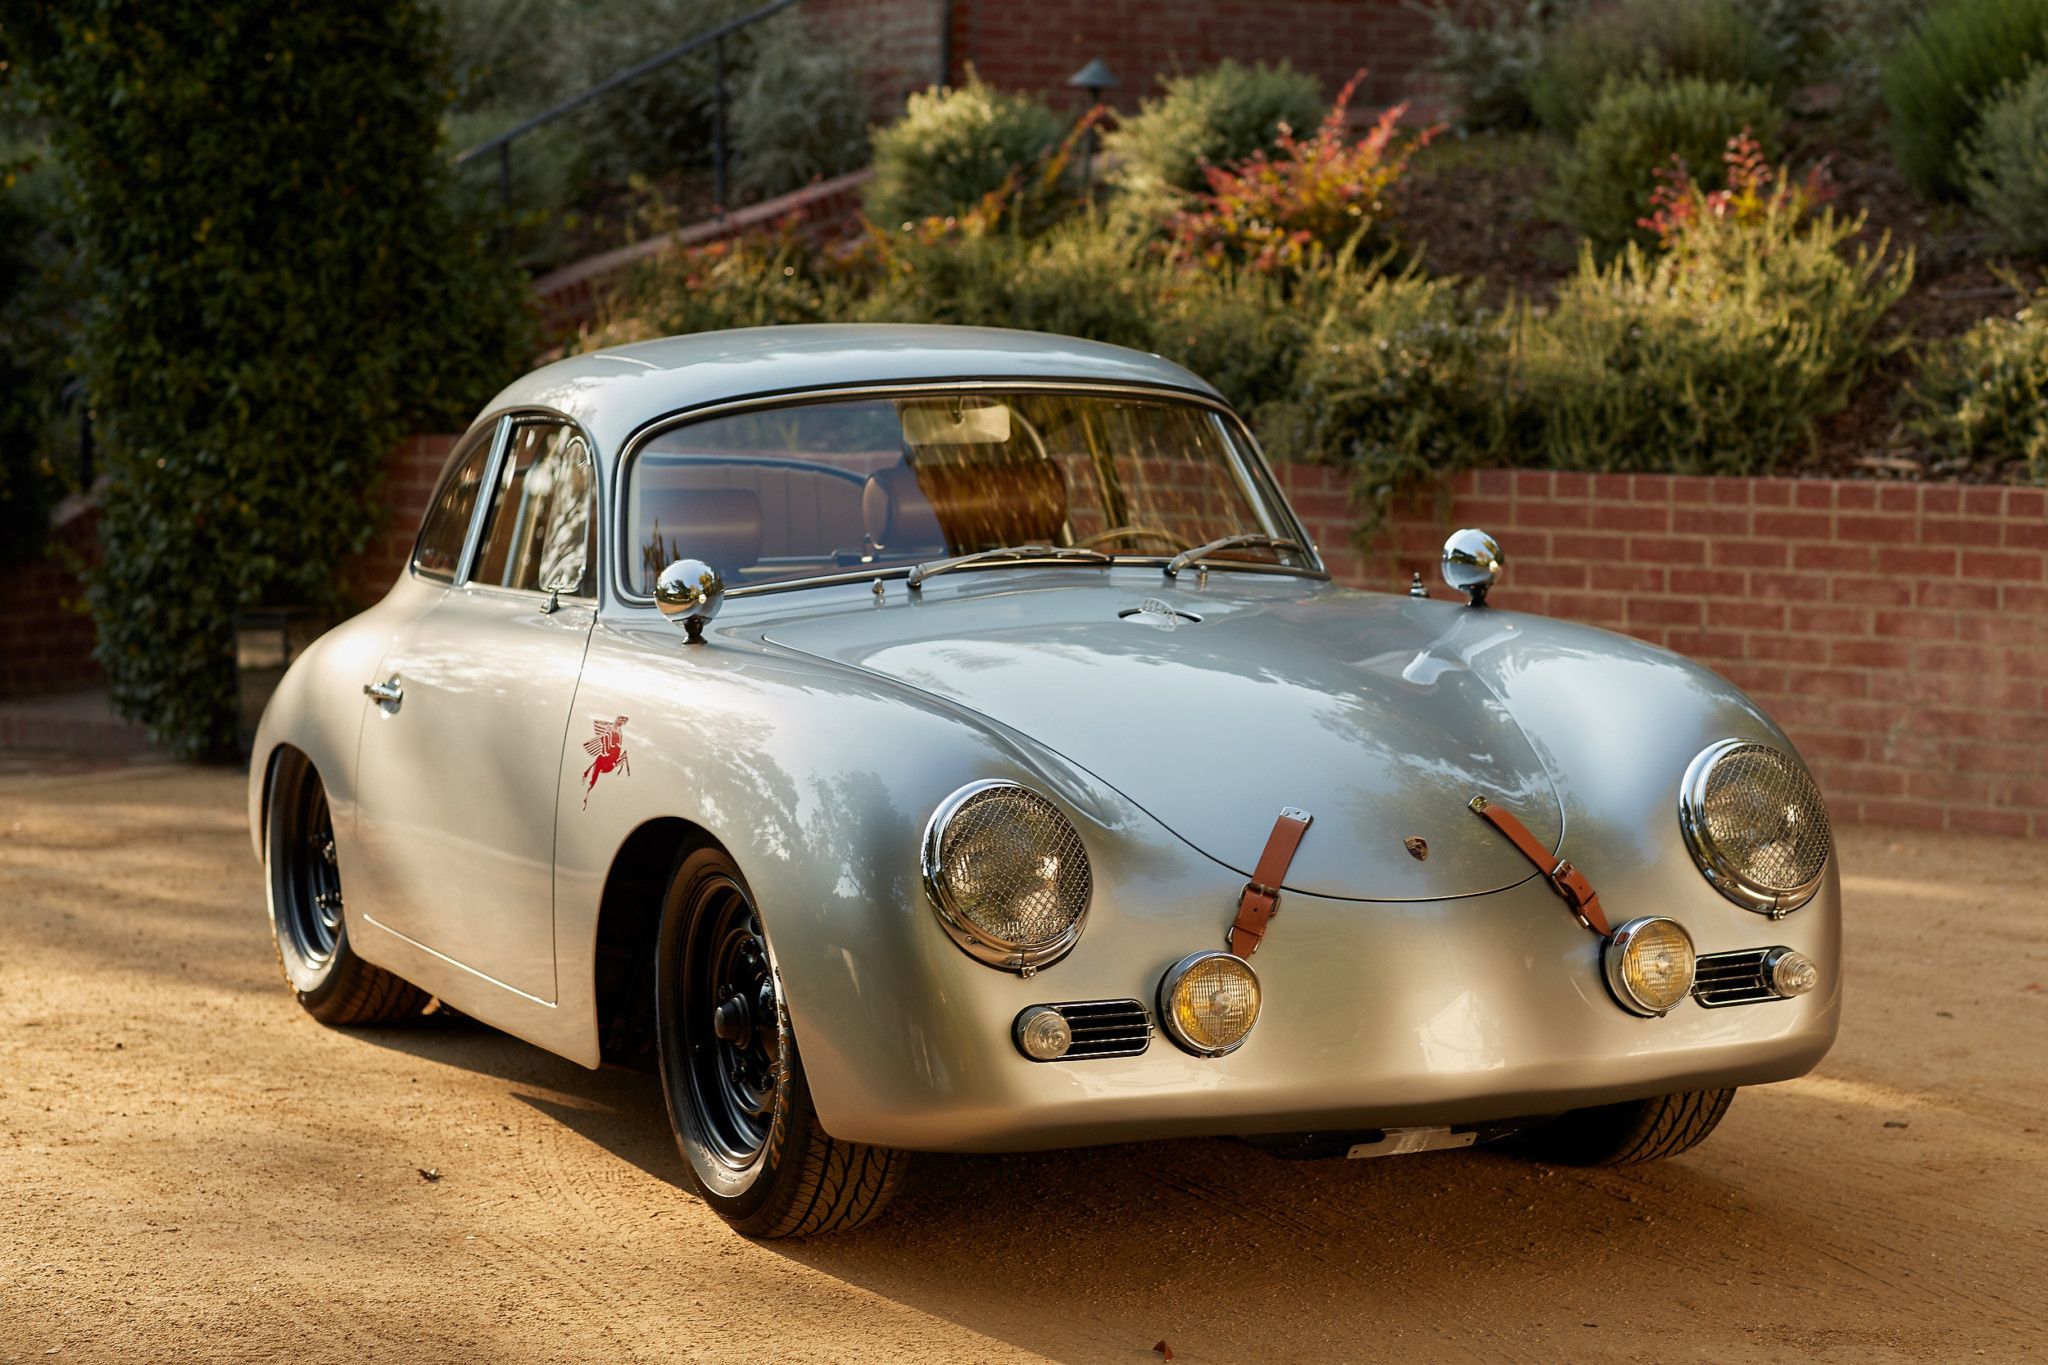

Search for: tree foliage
xmin=7 ymin=1 xmax=532 ymax=755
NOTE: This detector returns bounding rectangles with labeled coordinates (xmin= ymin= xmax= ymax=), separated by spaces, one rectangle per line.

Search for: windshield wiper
xmin=906 ymin=544 xmax=1112 ymax=591
xmin=1164 ymin=533 xmax=1307 ymax=579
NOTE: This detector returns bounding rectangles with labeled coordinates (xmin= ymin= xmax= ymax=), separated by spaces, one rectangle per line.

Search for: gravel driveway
xmin=2 ymin=762 xmax=2043 ymax=1362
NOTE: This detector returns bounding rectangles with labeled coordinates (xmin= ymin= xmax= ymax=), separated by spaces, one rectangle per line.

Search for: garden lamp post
xmin=1066 ymin=57 xmax=1118 ymax=192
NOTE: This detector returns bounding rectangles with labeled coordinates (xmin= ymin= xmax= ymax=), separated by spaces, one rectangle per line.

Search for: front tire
xmin=654 ymin=845 xmax=905 ymax=1237
xmin=1513 ymin=1087 xmax=1736 ymax=1166
xmin=264 ymin=749 xmax=426 ymax=1026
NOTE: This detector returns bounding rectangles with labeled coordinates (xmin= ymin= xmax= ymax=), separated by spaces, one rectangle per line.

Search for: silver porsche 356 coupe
xmin=250 ymin=325 xmax=1839 ymax=1237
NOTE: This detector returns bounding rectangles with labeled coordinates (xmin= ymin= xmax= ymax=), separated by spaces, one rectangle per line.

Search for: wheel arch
xmin=253 ymin=742 xmax=309 ymax=863
xmin=591 ymin=814 xmax=719 ymax=1066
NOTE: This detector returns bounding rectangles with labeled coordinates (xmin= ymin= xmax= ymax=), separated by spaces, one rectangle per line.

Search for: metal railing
xmin=451 ymin=0 xmax=800 ymax=216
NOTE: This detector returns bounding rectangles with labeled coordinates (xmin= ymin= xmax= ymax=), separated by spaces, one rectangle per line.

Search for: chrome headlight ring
xmin=921 ymin=780 xmax=1092 ymax=974
xmin=1679 ymin=739 xmax=1832 ymax=917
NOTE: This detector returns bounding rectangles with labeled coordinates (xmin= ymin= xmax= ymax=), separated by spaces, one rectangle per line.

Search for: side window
xmin=472 ymin=421 xmax=597 ymax=596
xmin=412 ymin=426 xmax=499 ymax=582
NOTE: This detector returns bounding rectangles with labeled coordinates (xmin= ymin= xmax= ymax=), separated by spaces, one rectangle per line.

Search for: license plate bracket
xmin=1345 ymin=1126 xmax=1479 ymax=1160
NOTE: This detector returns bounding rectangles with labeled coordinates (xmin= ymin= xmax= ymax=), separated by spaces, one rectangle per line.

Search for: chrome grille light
xmin=1693 ymin=947 xmax=1821 ymax=1007
xmin=1680 ymin=740 xmax=1832 ymax=916
xmin=923 ymin=780 xmax=1092 ymax=973
xmin=1014 ymin=1000 xmax=1153 ymax=1060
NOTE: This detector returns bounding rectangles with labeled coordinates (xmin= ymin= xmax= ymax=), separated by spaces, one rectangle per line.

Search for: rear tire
xmin=1514 ymin=1088 xmax=1736 ymax=1166
xmin=654 ymin=845 xmax=905 ymax=1237
xmin=265 ymin=749 xmax=427 ymax=1026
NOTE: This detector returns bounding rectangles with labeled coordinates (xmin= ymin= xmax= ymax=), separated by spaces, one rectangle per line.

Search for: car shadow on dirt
xmin=351 ymin=1016 xmax=1830 ymax=1362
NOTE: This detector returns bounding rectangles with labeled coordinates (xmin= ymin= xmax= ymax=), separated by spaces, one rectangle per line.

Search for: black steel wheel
xmin=683 ymin=873 xmax=780 ymax=1169
xmin=265 ymin=749 xmax=426 ymax=1026
xmin=654 ymin=845 xmax=906 ymax=1237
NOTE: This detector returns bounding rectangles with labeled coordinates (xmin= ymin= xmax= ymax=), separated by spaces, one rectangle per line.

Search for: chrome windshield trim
xmin=610 ymin=378 xmax=1325 ymax=606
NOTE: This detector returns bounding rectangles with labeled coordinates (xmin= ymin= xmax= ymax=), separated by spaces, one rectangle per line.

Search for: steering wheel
xmin=1078 ymin=526 xmax=1182 ymax=552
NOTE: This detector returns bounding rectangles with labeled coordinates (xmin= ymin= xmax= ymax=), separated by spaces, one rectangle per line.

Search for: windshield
xmin=622 ymin=389 xmax=1313 ymax=594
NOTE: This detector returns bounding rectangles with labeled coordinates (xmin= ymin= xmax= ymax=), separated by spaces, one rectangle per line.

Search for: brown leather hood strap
xmin=1468 ymin=795 xmax=1612 ymax=937
xmin=1229 ymin=808 xmax=1313 ymax=958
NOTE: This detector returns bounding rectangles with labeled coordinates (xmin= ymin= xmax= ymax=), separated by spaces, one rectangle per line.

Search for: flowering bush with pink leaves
xmin=1639 ymin=130 xmax=1834 ymax=266
xmin=1166 ymin=72 xmax=1438 ymax=275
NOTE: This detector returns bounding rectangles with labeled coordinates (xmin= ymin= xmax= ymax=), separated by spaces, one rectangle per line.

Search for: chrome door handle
xmin=363 ymin=677 xmax=404 ymax=706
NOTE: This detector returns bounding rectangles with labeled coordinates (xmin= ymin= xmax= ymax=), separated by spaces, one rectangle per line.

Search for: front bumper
xmin=784 ymin=848 xmax=1842 ymax=1154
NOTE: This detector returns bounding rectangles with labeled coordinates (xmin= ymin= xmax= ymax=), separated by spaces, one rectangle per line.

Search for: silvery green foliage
xmin=864 ymin=74 xmax=1064 ymax=227
xmin=1962 ymin=64 xmax=2048 ymax=257
xmin=1412 ymin=0 xmax=1581 ymax=131
xmin=1910 ymin=280 xmax=2048 ymax=479
xmin=729 ymin=12 xmax=871 ymax=200
xmin=1104 ymin=60 xmax=1325 ymax=203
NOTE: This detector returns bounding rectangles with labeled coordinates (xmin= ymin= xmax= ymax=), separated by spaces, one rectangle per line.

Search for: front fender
xmin=1447 ymin=607 xmax=1843 ymax=959
xmin=552 ymin=610 xmax=1241 ymax=1108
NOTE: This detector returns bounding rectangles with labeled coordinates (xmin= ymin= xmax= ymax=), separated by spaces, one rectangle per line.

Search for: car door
xmin=353 ymin=415 xmax=599 ymax=1002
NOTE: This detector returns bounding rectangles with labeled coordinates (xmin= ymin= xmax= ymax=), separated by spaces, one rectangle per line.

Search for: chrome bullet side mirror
xmin=1441 ymin=528 xmax=1503 ymax=607
xmin=656 ymin=558 xmax=725 ymax=643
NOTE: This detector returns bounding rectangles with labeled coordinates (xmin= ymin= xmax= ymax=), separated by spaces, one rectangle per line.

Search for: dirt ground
xmin=1 ymin=761 xmax=2043 ymax=1364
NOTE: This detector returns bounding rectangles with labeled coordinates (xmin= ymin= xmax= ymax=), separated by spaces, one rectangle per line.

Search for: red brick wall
xmin=939 ymin=0 xmax=1433 ymax=111
xmin=347 ymin=434 xmax=460 ymax=604
xmin=808 ymin=0 xmax=1435 ymax=114
xmin=0 ymin=501 xmax=102 ymax=698
xmin=1273 ymin=464 xmax=2048 ymax=840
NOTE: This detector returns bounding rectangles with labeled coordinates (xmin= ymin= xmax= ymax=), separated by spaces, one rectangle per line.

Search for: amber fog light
xmin=1604 ymin=917 xmax=1696 ymax=1017
xmin=1765 ymin=948 xmax=1818 ymax=998
xmin=1158 ymin=952 xmax=1261 ymax=1056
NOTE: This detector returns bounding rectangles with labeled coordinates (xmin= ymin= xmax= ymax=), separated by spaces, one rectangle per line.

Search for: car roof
xmin=479 ymin=324 xmax=1226 ymax=454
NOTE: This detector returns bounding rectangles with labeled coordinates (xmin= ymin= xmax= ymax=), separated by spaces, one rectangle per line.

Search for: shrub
xmin=729 ymin=11 xmax=871 ymax=200
xmin=1521 ymin=149 xmax=1911 ymax=474
xmin=1908 ymin=280 xmax=2048 ymax=479
xmin=1414 ymin=0 xmax=1580 ymax=131
xmin=1167 ymin=74 xmax=1436 ymax=274
xmin=1554 ymin=75 xmax=1777 ymax=253
xmin=1881 ymin=0 xmax=2048 ymax=200
xmin=1962 ymin=65 xmax=2048 ymax=258
xmin=859 ymin=215 xmax=1159 ymax=351
xmin=864 ymin=73 xmax=1065 ymax=227
xmin=593 ymin=221 xmax=874 ymax=347
xmin=1105 ymin=60 xmax=1325 ymax=203
xmin=1263 ymin=265 xmax=1516 ymax=505
xmin=1527 ymin=0 xmax=1813 ymax=135
xmin=12 ymin=1 xmax=533 ymax=756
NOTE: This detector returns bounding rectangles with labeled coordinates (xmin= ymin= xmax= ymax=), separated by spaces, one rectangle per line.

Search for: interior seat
xmin=862 ymin=460 xmax=1069 ymax=554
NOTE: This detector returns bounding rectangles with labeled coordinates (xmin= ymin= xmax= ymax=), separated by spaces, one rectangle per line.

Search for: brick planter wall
xmin=1273 ymin=464 xmax=2048 ymax=839
xmin=0 ymin=500 xmax=102 ymax=699
xmin=346 ymin=434 xmax=460 ymax=603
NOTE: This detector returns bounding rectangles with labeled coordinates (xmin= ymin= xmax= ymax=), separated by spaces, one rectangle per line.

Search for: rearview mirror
xmin=656 ymin=558 xmax=725 ymax=643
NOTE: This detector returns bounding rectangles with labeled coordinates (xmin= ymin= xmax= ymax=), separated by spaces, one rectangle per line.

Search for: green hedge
xmin=12 ymin=1 xmax=532 ymax=756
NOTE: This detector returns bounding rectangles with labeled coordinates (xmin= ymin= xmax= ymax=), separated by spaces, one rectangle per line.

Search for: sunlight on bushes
xmin=1909 ymin=280 xmax=2048 ymax=481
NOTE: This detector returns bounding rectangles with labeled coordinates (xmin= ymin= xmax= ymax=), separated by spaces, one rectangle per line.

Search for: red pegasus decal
xmin=581 ymin=716 xmax=630 ymax=808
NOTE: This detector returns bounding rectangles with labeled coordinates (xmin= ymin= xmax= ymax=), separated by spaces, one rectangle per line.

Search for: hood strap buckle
xmin=1469 ymin=795 xmax=1611 ymax=936
xmin=1229 ymin=807 xmax=1313 ymax=958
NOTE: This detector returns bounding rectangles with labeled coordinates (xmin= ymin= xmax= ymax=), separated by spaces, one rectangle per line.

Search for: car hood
xmin=760 ymin=575 xmax=1562 ymax=901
